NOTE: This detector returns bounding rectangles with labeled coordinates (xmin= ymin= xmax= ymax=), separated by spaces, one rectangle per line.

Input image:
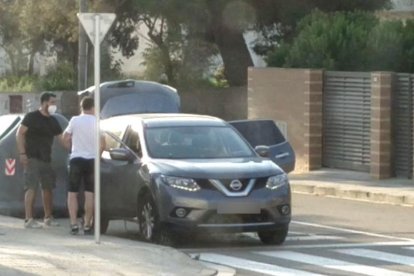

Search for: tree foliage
xmin=0 ymin=0 xmax=78 ymax=75
xmin=267 ymin=11 xmax=378 ymax=70
xmin=105 ymin=0 xmax=390 ymax=86
xmin=0 ymin=0 xmax=392 ymax=89
xmin=0 ymin=0 xmax=27 ymax=75
xmin=266 ymin=10 xmax=414 ymax=73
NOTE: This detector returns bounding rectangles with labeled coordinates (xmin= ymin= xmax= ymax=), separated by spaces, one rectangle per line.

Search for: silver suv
xmin=100 ymin=113 xmax=292 ymax=245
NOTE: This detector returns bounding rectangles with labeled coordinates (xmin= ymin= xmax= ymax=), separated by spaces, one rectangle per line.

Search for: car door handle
xmin=275 ymin=152 xmax=289 ymax=159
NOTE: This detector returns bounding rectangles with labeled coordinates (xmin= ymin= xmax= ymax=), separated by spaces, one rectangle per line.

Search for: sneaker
xmin=83 ymin=225 xmax=93 ymax=235
xmin=24 ymin=218 xmax=42 ymax=229
xmin=44 ymin=217 xmax=60 ymax=227
xmin=70 ymin=224 xmax=79 ymax=235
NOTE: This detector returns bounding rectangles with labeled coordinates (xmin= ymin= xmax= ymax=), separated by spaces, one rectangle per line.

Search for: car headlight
xmin=160 ymin=175 xmax=200 ymax=192
xmin=266 ymin=174 xmax=289 ymax=190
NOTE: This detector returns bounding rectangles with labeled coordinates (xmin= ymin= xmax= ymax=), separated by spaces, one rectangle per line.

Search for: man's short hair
xmin=81 ymin=96 xmax=94 ymax=111
xmin=40 ymin=92 xmax=57 ymax=104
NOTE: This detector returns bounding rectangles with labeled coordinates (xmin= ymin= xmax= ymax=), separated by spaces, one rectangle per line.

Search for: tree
xmin=18 ymin=0 xmax=78 ymax=72
xmin=0 ymin=0 xmax=391 ymax=85
xmin=400 ymin=20 xmax=414 ymax=72
xmin=105 ymin=0 xmax=390 ymax=86
xmin=265 ymin=11 xmax=414 ymax=73
xmin=101 ymin=0 xmax=219 ymax=86
xmin=0 ymin=0 xmax=27 ymax=75
xmin=366 ymin=20 xmax=405 ymax=71
xmin=252 ymin=0 xmax=391 ymax=55
xmin=266 ymin=11 xmax=378 ymax=70
xmin=0 ymin=0 xmax=78 ymax=76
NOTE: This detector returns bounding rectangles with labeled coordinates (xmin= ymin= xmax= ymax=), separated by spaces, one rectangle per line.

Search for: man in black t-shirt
xmin=16 ymin=92 xmax=63 ymax=229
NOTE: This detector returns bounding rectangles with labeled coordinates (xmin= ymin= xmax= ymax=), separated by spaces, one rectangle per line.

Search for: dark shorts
xmin=24 ymin=158 xmax=56 ymax=191
xmin=68 ymin=157 xmax=94 ymax=193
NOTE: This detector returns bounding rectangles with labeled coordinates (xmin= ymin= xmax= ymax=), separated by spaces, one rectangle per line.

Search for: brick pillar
xmin=370 ymin=72 xmax=393 ymax=179
xmin=303 ymin=70 xmax=323 ymax=171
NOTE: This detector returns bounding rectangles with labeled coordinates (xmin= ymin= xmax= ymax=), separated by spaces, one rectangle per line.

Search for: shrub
xmin=39 ymin=62 xmax=76 ymax=91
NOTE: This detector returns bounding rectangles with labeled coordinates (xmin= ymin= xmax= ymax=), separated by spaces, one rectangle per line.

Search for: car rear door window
xmin=230 ymin=120 xmax=285 ymax=147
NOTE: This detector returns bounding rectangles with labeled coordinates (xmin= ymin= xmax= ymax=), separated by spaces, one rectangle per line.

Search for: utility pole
xmin=78 ymin=0 xmax=88 ymax=91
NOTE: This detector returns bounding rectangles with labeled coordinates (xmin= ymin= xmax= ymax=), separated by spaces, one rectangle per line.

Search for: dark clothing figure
xmin=22 ymin=110 xmax=62 ymax=162
xmin=16 ymin=92 xmax=63 ymax=229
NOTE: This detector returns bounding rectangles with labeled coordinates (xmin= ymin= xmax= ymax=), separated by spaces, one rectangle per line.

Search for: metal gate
xmin=323 ymin=71 xmax=371 ymax=171
xmin=392 ymin=73 xmax=413 ymax=178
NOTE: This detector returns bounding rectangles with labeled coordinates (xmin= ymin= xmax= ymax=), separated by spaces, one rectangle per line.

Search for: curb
xmin=200 ymin=261 xmax=236 ymax=276
xmin=291 ymin=182 xmax=414 ymax=207
xmin=190 ymin=254 xmax=236 ymax=276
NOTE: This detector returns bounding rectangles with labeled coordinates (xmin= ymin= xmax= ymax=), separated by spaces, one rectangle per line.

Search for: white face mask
xmin=48 ymin=104 xmax=57 ymax=114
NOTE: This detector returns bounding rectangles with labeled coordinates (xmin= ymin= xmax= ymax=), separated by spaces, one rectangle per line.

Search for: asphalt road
xmin=106 ymin=194 xmax=414 ymax=275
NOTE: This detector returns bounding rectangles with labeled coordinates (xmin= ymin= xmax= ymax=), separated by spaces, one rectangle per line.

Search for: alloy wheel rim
xmin=141 ymin=202 xmax=154 ymax=240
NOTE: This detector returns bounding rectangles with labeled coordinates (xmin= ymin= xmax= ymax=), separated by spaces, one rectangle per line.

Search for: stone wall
xmin=179 ymin=86 xmax=247 ymax=121
xmin=370 ymin=72 xmax=393 ymax=179
xmin=247 ymin=67 xmax=323 ymax=172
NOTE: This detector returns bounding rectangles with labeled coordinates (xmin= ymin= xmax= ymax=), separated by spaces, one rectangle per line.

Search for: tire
xmin=258 ymin=226 xmax=289 ymax=245
xmin=137 ymin=192 xmax=160 ymax=242
xmin=137 ymin=192 xmax=183 ymax=246
xmin=100 ymin=216 xmax=109 ymax=234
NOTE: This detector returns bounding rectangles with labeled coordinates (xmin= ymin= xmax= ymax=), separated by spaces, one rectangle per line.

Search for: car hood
xmin=147 ymin=157 xmax=283 ymax=179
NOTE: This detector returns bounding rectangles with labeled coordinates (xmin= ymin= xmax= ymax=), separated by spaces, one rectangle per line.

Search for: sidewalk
xmin=290 ymin=168 xmax=414 ymax=207
xmin=0 ymin=215 xmax=217 ymax=276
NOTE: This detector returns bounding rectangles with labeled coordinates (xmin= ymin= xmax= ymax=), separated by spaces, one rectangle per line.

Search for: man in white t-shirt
xmin=63 ymin=97 xmax=105 ymax=235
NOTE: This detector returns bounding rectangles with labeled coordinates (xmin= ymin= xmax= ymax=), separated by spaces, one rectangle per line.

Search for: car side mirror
xmin=255 ymin=145 xmax=270 ymax=158
xmin=109 ymin=148 xmax=135 ymax=162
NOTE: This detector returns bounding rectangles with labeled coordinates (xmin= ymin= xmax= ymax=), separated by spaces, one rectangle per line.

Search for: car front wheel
xmin=137 ymin=193 xmax=160 ymax=242
xmin=258 ymin=226 xmax=288 ymax=245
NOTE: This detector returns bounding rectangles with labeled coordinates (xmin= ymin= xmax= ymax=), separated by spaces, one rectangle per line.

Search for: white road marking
xmin=255 ymin=251 xmax=413 ymax=276
xmin=196 ymin=253 xmax=326 ymax=276
xmin=243 ymin=232 xmax=345 ymax=241
xmin=336 ymin=248 xmax=414 ymax=266
xmin=183 ymin=241 xmax=414 ymax=252
xmin=287 ymin=234 xmax=345 ymax=241
xmin=292 ymin=220 xmax=414 ymax=242
xmin=286 ymin=231 xmax=306 ymax=235
xmin=281 ymin=241 xmax=414 ymax=250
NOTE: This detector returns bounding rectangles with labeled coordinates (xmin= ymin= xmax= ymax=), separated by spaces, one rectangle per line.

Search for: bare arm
xmin=16 ymin=124 xmax=28 ymax=167
xmin=62 ymin=132 xmax=72 ymax=151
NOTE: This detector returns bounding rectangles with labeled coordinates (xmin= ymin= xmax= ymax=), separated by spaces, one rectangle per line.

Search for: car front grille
xmin=195 ymin=177 xmax=268 ymax=192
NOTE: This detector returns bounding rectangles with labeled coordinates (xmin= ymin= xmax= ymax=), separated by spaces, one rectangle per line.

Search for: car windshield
xmin=145 ymin=125 xmax=255 ymax=159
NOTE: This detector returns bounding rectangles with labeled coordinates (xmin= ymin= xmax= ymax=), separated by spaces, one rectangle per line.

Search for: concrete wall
xmin=0 ymin=91 xmax=79 ymax=119
xmin=180 ymin=86 xmax=247 ymax=121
